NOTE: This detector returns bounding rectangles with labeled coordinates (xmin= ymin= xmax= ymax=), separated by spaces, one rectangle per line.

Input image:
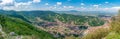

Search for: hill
xmin=55 ymin=11 xmax=117 ymax=16
xmin=0 ymin=10 xmax=105 ymax=26
xmin=0 ymin=10 xmax=106 ymax=39
xmin=0 ymin=15 xmax=55 ymax=39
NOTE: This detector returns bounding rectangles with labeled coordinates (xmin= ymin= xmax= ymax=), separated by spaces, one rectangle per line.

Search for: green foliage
xmin=0 ymin=15 xmax=55 ymax=39
xmin=0 ymin=32 xmax=4 ymax=39
xmin=105 ymin=32 xmax=120 ymax=39
xmin=0 ymin=10 xmax=105 ymax=26
xmin=104 ymin=10 xmax=120 ymax=39
xmin=55 ymin=14 xmax=89 ymax=25
xmin=82 ymin=28 xmax=109 ymax=39
xmin=10 ymin=11 xmax=104 ymax=26
xmin=88 ymin=18 xmax=105 ymax=26
xmin=46 ymin=13 xmax=104 ymax=26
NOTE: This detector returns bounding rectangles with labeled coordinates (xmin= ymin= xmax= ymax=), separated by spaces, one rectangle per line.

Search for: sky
xmin=0 ymin=0 xmax=120 ymax=12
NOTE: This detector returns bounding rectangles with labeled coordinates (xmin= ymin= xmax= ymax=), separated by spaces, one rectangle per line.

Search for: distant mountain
xmin=0 ymin=10 xmax=105 ymax=26
xmin=55 ymin=11 xmax=117 ymax=16
xmin=69 ymin=10 xmax=78 ymax=12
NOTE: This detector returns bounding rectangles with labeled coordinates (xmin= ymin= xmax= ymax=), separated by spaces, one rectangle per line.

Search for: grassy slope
xmin=17 ymin=11 xmax=105 ymax=26
xmin=104 ymin=11 xmax=120 ymax=39
xmin=0 ymin=15 xmax=55 ymax=39
xmin=81 ymin=11 xmax=120 ymax=39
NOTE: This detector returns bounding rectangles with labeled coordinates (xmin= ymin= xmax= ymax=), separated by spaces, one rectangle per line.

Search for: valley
xmin=0 ymin=0 xmax=119 ymax=39
xmin=0 ymin=10 xmax=114 ymax=39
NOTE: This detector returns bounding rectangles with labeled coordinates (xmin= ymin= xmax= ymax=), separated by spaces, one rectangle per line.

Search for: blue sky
xmin=0 ymin=0 xmax=120 ymax=12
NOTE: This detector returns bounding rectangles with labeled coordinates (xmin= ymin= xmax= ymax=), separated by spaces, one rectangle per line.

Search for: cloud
xmin=1 ymin=0 xmax=33 ymax=11
xmin=63 ymin=6 xmax=67 ymax=8
xmin=100 ymin=7 xmax=120 ymax=12
xmin=56 ymin=2 xmax=62 ymax=6
xmin=0 ymin=0 xmax=15 ymax=6
xmin=45 ymin=3 xmax=49 ymax=5
xmin=111 ymin=7 xmax=120 ymax=9
xmin=93 ymin=5 xmax=99 ymax=8
xmin=105 ymin=2 xmax=109 ymax=4
xmin=68 ymin=6 xmax=74 ymax=8
xmin=81 ymin=3 xmax=85 ymax=5
xmin=102 ymin=7 xmax=120 ymax=11
xmin=63 ymin=6 xmax=72 ymax=8
xmin=0 ymin=0 xmax=119 ymax=12
xmin=0 ymin=0 xmax=41 ymax=11
xmin=110 ymin=7 xmax=120 ymax=11
xmin=0 ymin=0 xmax=14 ymax=4
xmin=2 ymin=2 xmax=32 ymax=11
xmin=33 ymin=0 xmax=41 ymax=3
xmin=15 ymin=1 xmax=32 ymax=7
xmin=79 ymin=7 xmax=120 ymax=12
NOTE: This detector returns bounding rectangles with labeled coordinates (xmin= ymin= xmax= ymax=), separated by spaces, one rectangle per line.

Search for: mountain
xmin=55 ymin=11 xmax=117 ymax=16
xmin=0 ymin=15 xmax=55 ymax=39
xmin=0 ymin=10 xmax=107 ymax=39
xmin=0 ymin=10 xmax=105 ymax=26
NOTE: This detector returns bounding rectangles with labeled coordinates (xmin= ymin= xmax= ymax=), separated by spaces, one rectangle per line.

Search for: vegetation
xmin=55 ymin=14 xmax=91 ymax=25
xmin=17 ymin=11 xmax=105 ymax=26
xmin=0 ymin=15 xmax=55 ymax=39
xmin=88 ymin=18 xmax=105 ymax=26
xmin=82 ymin=28 xmax=109 ymax=39
xmin=0 ymin=10 xmax=108 ymax=39
xmin=105 ymin=32 xmax=120 ymax=39
xmin=104 ymin=10 xmax=120 ymax=39
xmin=82 ymin=10 xmax=120 ymax=39
xmin=0 ymin=10 xmax=105 ymax=26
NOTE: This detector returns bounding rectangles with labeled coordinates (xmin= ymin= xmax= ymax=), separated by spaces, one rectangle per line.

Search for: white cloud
xmin=33 ymin=0 xmax=41 ymax=3
xmin=63 ymin=6 xmax=74 ymax=9
xmin=1 ymin=1 xmax=33 ymax=11
xmin=0 ymin=0 xmax=15 ymax=6
xmin=80 ymin=7 xmax=84 ymax=8
xmin=53 ymin=6 xmax=57 ymax=9
xmin=105 ymin=2 xmax=109 ymax=4
xmin=68 ymin=6 xmax=74 ymax=8
xmin=57 ymin=2 xmax=62 ymax=6
xmin=101 ymin=7 xmax=120 ymax=12
xmin=81 ymin=3 xmax=85 ymax=5
xmin=79 ymin=7 xmax=120 ymax=12
xmin=111 ymin=7 xmax=120 ymax=9
xmin=0 ymin=0 xmax=41 ymax=7
xmin=0 ymin=0 xmax=14 ymax=4
xmin=0 ymin=0 xmax=119 ymax=12
xmin=45 ymin=3 xmax=49 ymax=5
xmin=15 ymin=1 xmax=32 ymax=7
xmin=110 ymin=7 xmax=120 ymax=11
xmin=63 ymin=6 xmax=67 ymax=8
xmin=93 ymin=5 xmax=99 ymax=8
xmin=0 ymin=0 xmax=41 ymax=11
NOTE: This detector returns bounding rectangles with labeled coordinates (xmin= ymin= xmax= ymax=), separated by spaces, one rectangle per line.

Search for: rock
xmin=9 ymin=32 xmax=15 ymax=36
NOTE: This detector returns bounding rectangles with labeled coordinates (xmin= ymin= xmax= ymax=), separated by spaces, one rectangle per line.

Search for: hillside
xmin=0 ymin=0 xmax=118 ymax=39
xmin=0 ymin=10 xmax=105 ymax=26
xmin=0 ymin=10 xmax=107 ymax=39
xmin=0 ymin=15 xmax=55 ymax=39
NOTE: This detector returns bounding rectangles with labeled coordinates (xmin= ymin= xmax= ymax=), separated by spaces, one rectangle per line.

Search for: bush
xmin=82 ymin=28 xmax=109 ymax=39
